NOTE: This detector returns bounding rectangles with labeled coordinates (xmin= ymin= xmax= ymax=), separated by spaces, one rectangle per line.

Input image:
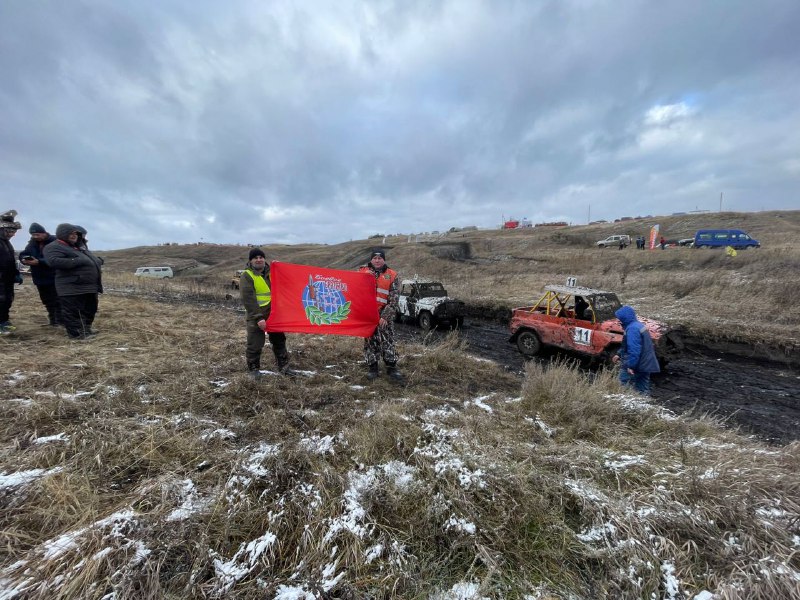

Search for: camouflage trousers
xmin=364 ymin=323 xmax=398 ymax=366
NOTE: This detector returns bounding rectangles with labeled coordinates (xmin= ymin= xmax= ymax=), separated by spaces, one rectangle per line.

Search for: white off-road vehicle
xmin=396 ymin=280 xmax=466 ymax=330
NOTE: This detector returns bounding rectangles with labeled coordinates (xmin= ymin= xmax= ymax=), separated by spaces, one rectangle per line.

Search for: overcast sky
xmin=2 ymin=1 xmax=799 ymax=250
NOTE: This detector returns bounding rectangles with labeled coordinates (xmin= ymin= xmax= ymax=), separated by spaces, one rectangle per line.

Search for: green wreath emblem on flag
xmin=305 ymin=302 xmax=351 ymax=325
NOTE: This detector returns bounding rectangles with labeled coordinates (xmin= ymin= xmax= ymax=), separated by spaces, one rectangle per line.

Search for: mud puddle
xmin=398 ymin=319 xmax=800 ymax=445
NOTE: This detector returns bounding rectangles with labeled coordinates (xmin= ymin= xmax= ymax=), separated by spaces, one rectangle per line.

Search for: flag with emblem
xmin=266 ymin=262 xmax=379 ymax=337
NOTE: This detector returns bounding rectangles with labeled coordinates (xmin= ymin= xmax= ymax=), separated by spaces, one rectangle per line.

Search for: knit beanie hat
xmin=370 ymin=249 xmax=386 ymax=260
xmin=248 ymin=248 xmax=266 ymax=261
xmin=29 ymin=222 xmax=47 ymax=234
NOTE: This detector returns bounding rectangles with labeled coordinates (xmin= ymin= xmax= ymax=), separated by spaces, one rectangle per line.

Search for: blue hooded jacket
xmin=614 ymin=305 xmax=660 ymax=373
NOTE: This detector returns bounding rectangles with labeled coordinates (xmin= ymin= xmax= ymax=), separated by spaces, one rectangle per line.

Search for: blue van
xmin=693 ymin=229 xmax=760 ymax=249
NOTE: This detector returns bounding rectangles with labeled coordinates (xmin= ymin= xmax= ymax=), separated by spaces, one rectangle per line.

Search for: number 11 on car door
xmin=572 ymin=327 xmax=592 ymax=346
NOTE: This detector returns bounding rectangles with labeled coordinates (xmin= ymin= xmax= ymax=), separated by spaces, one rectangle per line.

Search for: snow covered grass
xmin=1 ymin=291 xmax=799 ymax=598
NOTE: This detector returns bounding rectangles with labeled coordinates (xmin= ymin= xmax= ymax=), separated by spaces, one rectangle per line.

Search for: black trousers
xmin=36 ymin=284 xmax=62 ymax=324
xmin=245 ymin=320 xmax=288 ymax=368
xmin=0 ymin=281 xmax=13 ymax=323
xmin=60 ymin=293 xmax=98 ymax=338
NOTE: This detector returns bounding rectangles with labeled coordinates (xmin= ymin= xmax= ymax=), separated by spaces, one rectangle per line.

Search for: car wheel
xmin=516 ymin=330 xmax=541 ymax=357
xmin=419 ymin=311 xmax=434 ymax=330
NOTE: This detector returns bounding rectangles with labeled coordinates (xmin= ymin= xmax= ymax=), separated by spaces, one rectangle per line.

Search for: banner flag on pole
xmin=648 ymin=224 xmax=660 ymax=250
xmin=266 ymin=262 xmax=379 ymax=337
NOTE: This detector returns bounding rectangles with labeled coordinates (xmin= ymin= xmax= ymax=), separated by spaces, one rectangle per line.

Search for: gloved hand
xmin=14 ymin=273 xmax=23 ymax=285
xmin=257 ymin=319 xmax=267 ymax=332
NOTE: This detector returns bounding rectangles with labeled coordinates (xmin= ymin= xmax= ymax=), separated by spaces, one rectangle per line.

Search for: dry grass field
xmin=1 ymin=211 xmax=799 ymax=598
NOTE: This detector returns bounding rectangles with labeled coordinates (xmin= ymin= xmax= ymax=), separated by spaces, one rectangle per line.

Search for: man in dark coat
xmin=239 ymin=248 xmax=290 ymax=377
xmin=612 ymin=305 xmax=660 ymax=396
xmin=20 ymin=223 xmax=62 ymax=326
xmin=43 ymin=223 xmax=104 ymax=340
xmin=0 ymin=210 xmax=22 ymax=334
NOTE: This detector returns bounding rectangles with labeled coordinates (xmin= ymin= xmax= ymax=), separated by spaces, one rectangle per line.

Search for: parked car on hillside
xmin=396 ymin=280 xmax=465 ymax=330
xmin=678 ymin=238 xmax=695 ymax=247
xmin=508 ymin=283 xmax=682 ymax=367
xmin=134 ymin=266 xmax=173 ymax=279
xmin=596 ymin=235 xmax=631 ymax=248
xmin=694 ymin=229 xmax=760 ymax=249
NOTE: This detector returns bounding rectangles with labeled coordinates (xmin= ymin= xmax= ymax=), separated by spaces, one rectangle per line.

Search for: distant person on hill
xmin=19 ymin=223 xmax=62 ymax=327
xmin=43 ymin=223 xmax=104 ymax=340
xmin=660 ymin=236 xmax=666 ymax=250
xmin=240 ymin=248 xmax=290 ymax=377
xmin=0 ymin=210 xmax=23 ymax=334
xmin=612 ymin=305 xmax=660 ymax=395
xmin=359 ymin=249 xmax=403 ymax=382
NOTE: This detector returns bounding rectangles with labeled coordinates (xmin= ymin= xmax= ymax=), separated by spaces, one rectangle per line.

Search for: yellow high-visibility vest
xmin=242 ymin=269 xmax=271 ymax=306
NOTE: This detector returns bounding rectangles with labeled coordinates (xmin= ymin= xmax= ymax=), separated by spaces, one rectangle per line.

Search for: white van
xmin=134 ymin=266 xmax=174 ymax=279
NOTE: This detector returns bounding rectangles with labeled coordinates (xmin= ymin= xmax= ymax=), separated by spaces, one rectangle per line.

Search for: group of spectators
xmin=0 ymin=209 xmax=103 ymax=340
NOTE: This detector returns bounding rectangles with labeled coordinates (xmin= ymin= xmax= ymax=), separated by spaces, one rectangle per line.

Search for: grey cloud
xmin=2 ymin=1 xmax=799 ymax=250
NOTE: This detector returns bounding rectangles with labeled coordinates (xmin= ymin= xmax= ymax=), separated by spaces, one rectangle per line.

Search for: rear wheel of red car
xmin=516 ymin=330 xmax=541 ymax=357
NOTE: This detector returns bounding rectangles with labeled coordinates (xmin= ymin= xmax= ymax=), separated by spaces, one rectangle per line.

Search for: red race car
xmin=509 ymin=284 xmax=682 ymax=367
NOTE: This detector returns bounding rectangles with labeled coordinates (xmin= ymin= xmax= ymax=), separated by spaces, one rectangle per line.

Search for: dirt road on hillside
xmin=397 ymin=320 xmax=800 ymax=445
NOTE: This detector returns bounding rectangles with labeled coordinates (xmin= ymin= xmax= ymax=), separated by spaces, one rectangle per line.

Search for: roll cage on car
xmin=508 ymin=283 xmax=681 ymax=367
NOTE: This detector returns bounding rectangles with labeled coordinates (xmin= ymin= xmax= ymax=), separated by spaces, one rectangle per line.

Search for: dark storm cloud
xmin=2 ymin=0 xmax=798 ymax=250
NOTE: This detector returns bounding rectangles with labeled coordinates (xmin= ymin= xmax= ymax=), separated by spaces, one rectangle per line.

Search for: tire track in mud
xmin=397 ymin=319 xmax=800 ymax=445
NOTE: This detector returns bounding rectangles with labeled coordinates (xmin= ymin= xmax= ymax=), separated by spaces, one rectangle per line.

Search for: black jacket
xmin=0 ymin=237 xmax=18 ymax=285
xmin=20 ymin=234 xmax=57 ymax=285
xmin=43 ymin=224 xmax=103 ymax=296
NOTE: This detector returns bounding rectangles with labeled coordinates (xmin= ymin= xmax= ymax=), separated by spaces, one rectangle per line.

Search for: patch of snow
xmin=465 ymin=394 xmax=493 ymax=413
xmin=5 ymin=371 xmax=26 ymax=385
xmin=0 ymin=467 xmax=62 ymax=491
xmin=692 ymin=592 xmax=714 ymax=600
xmin=577 ymin=522 xmax=617 ymax=543
xmin=349 ymin=385 xmax=365 ymax=390
xmin=211 ymin=531 xmax=277 ymax=594
xmin=274 ymin=585 xmax=315 ymax=599
xmin=115 ymin=347 xmax=129 ymax=351
xmin=444 ymin=515 xmax=476 ymax=535
xmin=33 ymin=433 xmax=69 ymax=445
xmin=364 ymin=544 xmax=383 ymax=564
xmin=6 ymin=398 xmax=32 ymax=406
xmin=661 ymin=561 xmax=681 ymax=599
xmin=430 ymin=581 xmax=487 ymax=599
xmin=209 ymin=378 xmax=230 ymax=389
xmin=42 ymin=509 xmax=137 ymax=561
xmin=299 ymin=435 xmax=335 ymax=455
xmin=201 ymin=428 xmax=237 ymax=441
xmin=603 ymin=453 xmax=646 ymax=471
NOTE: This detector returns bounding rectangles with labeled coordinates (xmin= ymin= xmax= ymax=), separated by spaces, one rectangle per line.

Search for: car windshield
xmin=417 ymin=284 xmax=447 ymax=297
xmin=590 ymin=293 xmax=621 ymax=321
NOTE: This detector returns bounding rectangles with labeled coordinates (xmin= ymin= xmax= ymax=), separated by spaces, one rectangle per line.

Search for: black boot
xmin=276 ymin=351 xmax=292 ymax=375
xmin=367 ymin=363 xmax=380 ymax=381
xmin=386 ymin=363 xmax=404 ymax=383
xmin=247 ymin=359 xmax=261 ymax=379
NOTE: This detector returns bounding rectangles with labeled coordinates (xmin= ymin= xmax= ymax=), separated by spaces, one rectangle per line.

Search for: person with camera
xmin=20 ymin=223 xmax=61 ymax=327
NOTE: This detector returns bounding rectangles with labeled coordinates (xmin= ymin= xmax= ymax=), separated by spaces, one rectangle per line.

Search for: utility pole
xmin=588 ymin=204 xmax=591 ymax=224
xmin=719 ymin=192 xmax=723 ymax=212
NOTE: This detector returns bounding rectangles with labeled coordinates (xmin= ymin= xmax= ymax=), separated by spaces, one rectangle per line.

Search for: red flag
xmin=266 ymin=262 xmax=379 ymax=337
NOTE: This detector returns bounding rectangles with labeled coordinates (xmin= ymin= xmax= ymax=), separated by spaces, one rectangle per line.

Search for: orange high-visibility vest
xmin=359 ymin=266 xmax=398 ymax=312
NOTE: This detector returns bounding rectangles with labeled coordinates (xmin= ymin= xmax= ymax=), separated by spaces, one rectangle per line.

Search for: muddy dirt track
xmin=397 ymin=319 xmax=800 ymax=445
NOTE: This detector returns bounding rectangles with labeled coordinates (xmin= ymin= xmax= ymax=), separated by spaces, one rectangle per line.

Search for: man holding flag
xmin=359 ymin=250 xmax=404 ymax=382
xmin=240 ymin=248 xmax=290 ymax=377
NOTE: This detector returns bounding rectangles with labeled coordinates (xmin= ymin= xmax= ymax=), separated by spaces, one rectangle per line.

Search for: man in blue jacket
xmin=20 ymin=223 xmax=62 ymax=326
xmin=612 ymin=305 xmax=660 ymax=395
